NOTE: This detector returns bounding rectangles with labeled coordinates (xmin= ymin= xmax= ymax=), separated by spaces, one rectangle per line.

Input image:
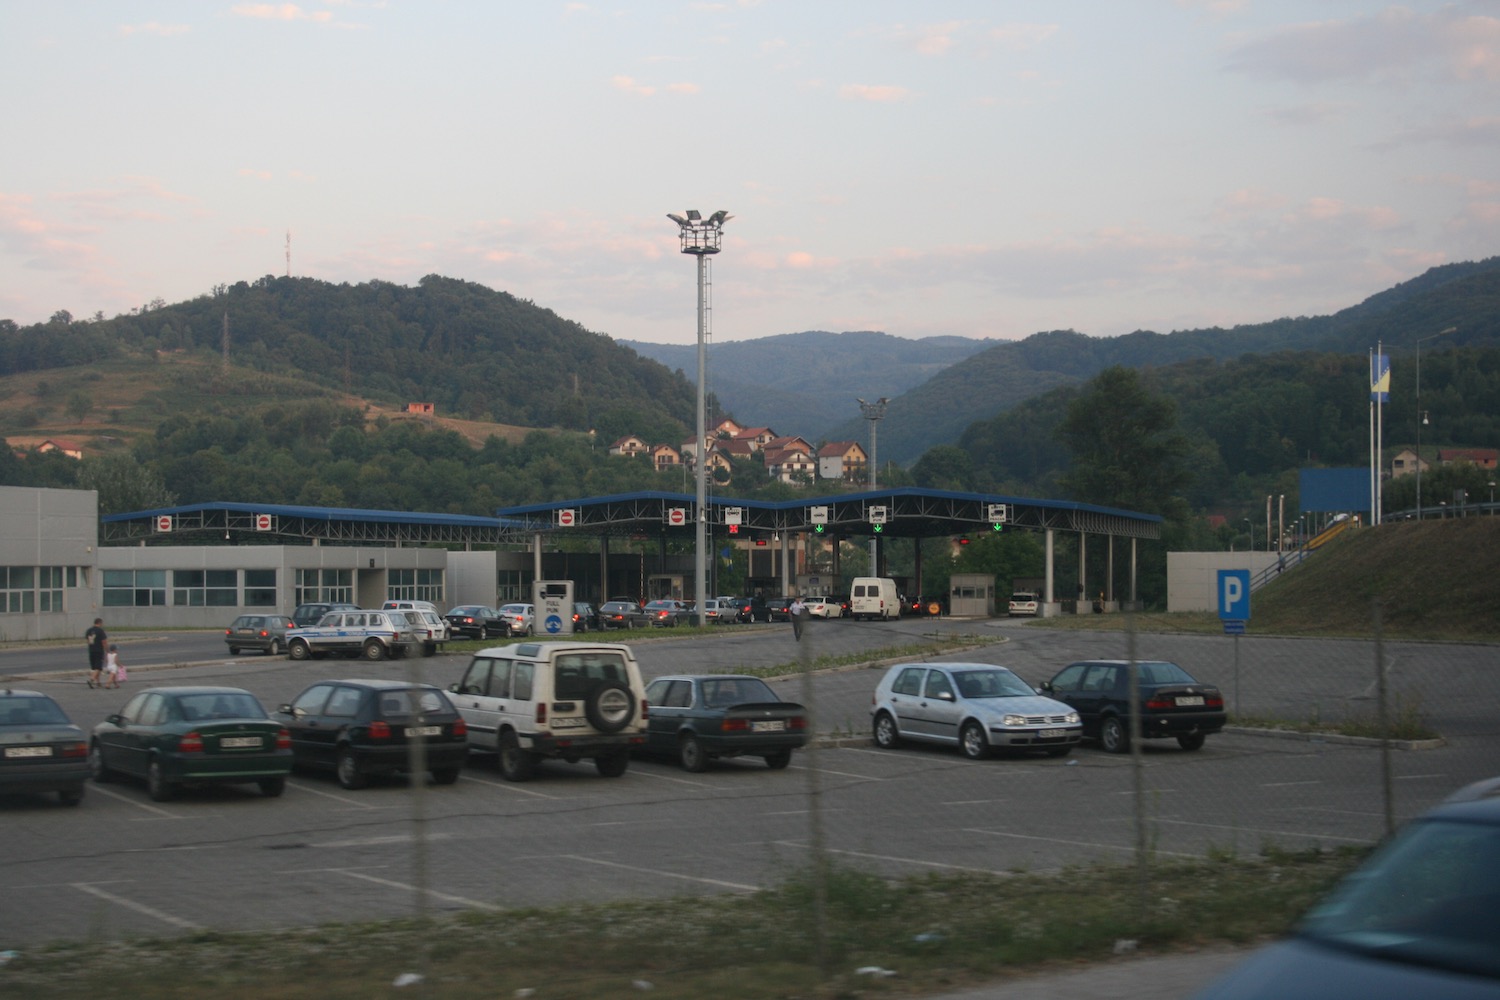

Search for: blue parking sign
xmin=1217 ymin=569 xmax=1250 ymax=620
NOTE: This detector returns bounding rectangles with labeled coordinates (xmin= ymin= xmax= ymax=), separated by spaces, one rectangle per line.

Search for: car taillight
xmin=789 ymin=716 xmax=806 ymax=730
xmin=258 ymin=629 xmax=269 ymax=638
xmin=60 ymin=741 xmax=87 ymax=758
xmin=368 ymin=721 xmax=392 ymax=739
xmin=224 ymin=628 xmax=232 ymax=636
xmin=276 ymin=727 xmax=291 ymax=750
xmin=1145 ymin=696 xmax=1175 ymax=710
xmin=1206 ymin=694 xmax=1224 ymax=708
xmin=452 ymin=717 xmax=467 ymax=737
xmin=722 ymin=718 xmax=750 ymax=732
xmin=534 ymin=703 xmax=547 ymax=724
xmin=179 ymin=731 xmax=204 ymax=753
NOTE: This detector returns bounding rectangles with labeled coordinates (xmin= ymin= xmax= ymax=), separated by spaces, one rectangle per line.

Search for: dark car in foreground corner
xmin=224 ymin=613 xmax=295 ymax=656
xmin=1195 ymin=776 xmax=1500 ymax=1000
xmin=89 ymin=686 xmax=292 ymax=801
xmin=1040 ymin=659 xmax=1226 ymax=753
xmin=275 ymin=679 xmax=468 ymax=790
xmin=871 ymin=662 xmax=1082 ymax=759
xmin=0 ymin=690 xmax=89 ymax=806
xmin=642 ymin=674 xmax=807 ymax=771
xmin=443 ymin=605 xmax=509 ymax=640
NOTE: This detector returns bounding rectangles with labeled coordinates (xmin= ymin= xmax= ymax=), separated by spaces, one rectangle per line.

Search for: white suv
xmin=448 ymin=641 xmax=648 ymax=781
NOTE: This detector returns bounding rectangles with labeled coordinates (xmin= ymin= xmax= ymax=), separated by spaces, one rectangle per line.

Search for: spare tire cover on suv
xmin=585 ymin=680 xmax=635 ymax=733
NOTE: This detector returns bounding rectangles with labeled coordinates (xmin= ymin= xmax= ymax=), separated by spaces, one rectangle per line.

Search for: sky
xmin=3 ymin=2 xmax=1498 ymax=347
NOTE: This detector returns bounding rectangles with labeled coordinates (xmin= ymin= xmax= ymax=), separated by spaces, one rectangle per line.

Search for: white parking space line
xmin=943 ymin=798 xmax=1009 ymax=806
xmin=557 ymin=855 xmax=758 ymax=892
xmin=457 ymin=774 xmax=559 ymax=798
xmin=72 ymin=883 xmax=202 ymax=930
xmin=313 ymin=833 xmax=455 ymax=849
xmin=336 ymin=870 xmax=502 ymax=911
xmin=622 ymin=768 xmax=717 ymax=789
xmin=773 ymin=841 xmax=1015 ymax=876
xmin=285 ymin=780 xmax=384 ymax=807
xmin=1152 ymin=818 xmax=1371 ymax=843
xmin=964 ymin=827 xmax=1201 ymax=859
xmin=1260 ymin=781 xmax=1323 ymax=788
xmin=787 ymin=763 xmax=884 ymax=780
xmin=85 ymin=784 xmax=185 ymax=818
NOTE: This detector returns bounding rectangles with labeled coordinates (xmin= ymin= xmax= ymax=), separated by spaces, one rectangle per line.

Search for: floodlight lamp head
xmin=667 ymin=213 xmax=688 ymax=226
xmin=686 ymin=209 xmax=702 ymax=221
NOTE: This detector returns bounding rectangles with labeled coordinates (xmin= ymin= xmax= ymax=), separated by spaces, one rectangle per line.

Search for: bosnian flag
xmin=1371 ymin=353 xmax=1391 ymax=403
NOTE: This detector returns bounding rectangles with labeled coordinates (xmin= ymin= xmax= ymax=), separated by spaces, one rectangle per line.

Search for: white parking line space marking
xmin=1260 ymin=781 xmax=1323 ymax=788
xmin=72 ymin=883 xmax=202 ymax=930
xmin=1153 ymin=818 xmax=1370 ymax=843
xmin=788 ymin=763 xmax=884 ymax=780
xmin=455 ymin=773 xmax=560 ymax=798
xmin=336 ymin=870 xmax=502 ymax=911
xmin=624 ymin=769 xmax=717 ymax=789
xmin=284 ymin=780 xmax=383 ymax=807
xmin=774 ymin=840 xmax=1016 ymax=876
xmin=557 ymin=855 xmax=758 ymax=891
xmin=964 ymin=827 xmax=1200 ymax=859
xmin=86 ymin=784 xmax=185 ymax=818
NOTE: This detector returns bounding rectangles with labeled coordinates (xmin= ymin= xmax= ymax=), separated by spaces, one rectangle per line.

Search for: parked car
xmin=572 ymin=602 xmax=599 ymax=632
xmin=284 ymin=609 xmax=418 ymax=661
xmin=497 ymin=603 xmax=535 ymax=637
xmin=597 ymin=601 xmax=650 ymax=629
xmin=906 ymin=594 xmax=946 ymax=616
xmin=1039 ymin=659 xmax=1226 ymax=753
xmin=1008 ymin=591 xmax=1040 ymax=617
xmin=871 ymin=662 xmax=1082 ymax=759
xmin=1195 ymin=775 xmax=1500 ymax=999
xmin=274 ymin=679 xmax=469 ymax=790
xmin=0 ymin=690 xmax=88 ymax=806
xmin=448 ymin=641 xmax=648 ymax=781
xmin=89 ymin=686 xmax=293 ymax=801
xmin=802 ymin=596 xmax=841 ymax=619
xmin=223 ymin=614 xmax=295 ymax=656
xmin=765 ymin=597 xmax=794 ymax=622
xmin=443 ymin=605 xmax=509 ymax=640
xmin=408 ymin=609 xmax=449 ymax=656
xmin=696 ymin=599 xmax=730 ymax=624
xmin=290 ymin=602 xmax=359 ymax=628
xmin=642 ymin=674 xmax=807 ymax=771
xmin=381 ymin=599 xmax=439 ymax=616
xmin=644 ymin=599 xmax=689 ymax=627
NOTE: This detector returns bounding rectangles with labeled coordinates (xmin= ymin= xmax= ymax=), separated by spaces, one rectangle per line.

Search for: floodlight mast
xmin=668 ymin=210 xmax=730 ymax=626
xmin=859 ymin=396 xmax=889 ymax=573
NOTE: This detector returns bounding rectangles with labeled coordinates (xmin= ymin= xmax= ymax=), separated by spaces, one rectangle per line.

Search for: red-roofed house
xmin=1438 ymin=448 xmax=1498 ymax=472
xmin=817 ymin=441 xmax=867 ymax=482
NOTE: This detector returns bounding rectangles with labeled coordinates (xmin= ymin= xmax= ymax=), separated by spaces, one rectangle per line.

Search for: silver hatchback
xmin=870 ymin=662 xmax=1082 ymax=759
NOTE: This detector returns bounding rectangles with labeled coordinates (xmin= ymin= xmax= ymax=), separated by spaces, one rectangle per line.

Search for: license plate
xmin=1176 ymin=696 xmax=1205 ymax=707
xmin=549 ymin=717 xmax=587 ymax=729
xmin=751 ymin=720 xmax=786 ymax=732
xmin=5 ymin=746 xmax=53 ymax=758
xmin=405 ymin=726 xmax=441 ymax=737
xmin=220 ymin=736 xmax=263 ymax=749
xmin=1037 ymin=729 xmax=1068 ymax=740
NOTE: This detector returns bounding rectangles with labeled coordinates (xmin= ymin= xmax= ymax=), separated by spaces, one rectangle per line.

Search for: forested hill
xmin=0 ymin=274 xmax=698 ymax=443
xmin=825 ymin=257 xmax=1500 ymax=464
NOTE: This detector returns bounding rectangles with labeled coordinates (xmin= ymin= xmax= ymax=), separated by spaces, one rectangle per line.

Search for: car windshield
xmin=1295 ymin=815 xmax=1500 ymax=979
xmin=176 ymin=692 xmax=267 ymax=721
xmin=952 ymin=669 xmax=1037 ymax=699
xmin=702 ymin=677 xmax=777 ymax=707
xmin=0 ymin=696 xmax=70 ymax=726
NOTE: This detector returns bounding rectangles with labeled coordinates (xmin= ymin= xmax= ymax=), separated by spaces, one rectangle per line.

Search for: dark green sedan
xmin=89 ymin=686 xmax=293 ymax=802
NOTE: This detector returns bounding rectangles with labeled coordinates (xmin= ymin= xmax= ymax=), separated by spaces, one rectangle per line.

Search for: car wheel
xmin=431 ymin=767 xmax=460 ymax=785
xmin=259 ymin=776 xmax=286 ymax=797
xmin=288 ymin=639 xmax=311 ymax=661
xmin=147 ymin=759 xmax=174 ymax=802
xmin=1100 ymin=715 xmax=1129 ymax=754
xmin=595 ymin=750 xmax=629 ymax=778
xmin=959 ymin=720 xmax=990 ymax=760
xmin=678 ymin=734 xmax=708 ymax=773
xmin=499 ymin=730 xmax=539 ymax=782
xmin=228 ymin=645 xmax=240 ymax=655
xmin=1177 ymin=733 xmax=1206 ymax=752
xmin=266 ymin=638 xmax=281 ymax=656
xmin=88 ymin=742 xmax=112 ymax=783
xmin=764 ymin=750 xmax=792 ymax=770
xmin=362 ymin=639 xmax=385 ymax=661
xmin=584 ymin=680 xmax=636 ymax=733
xmin=336 ymin=747 xmax=368 ymax=789
xmin=872 ymin=711 xmax=901 ymax=749
xmin=58 ymin=786 xmax=84 ymax=806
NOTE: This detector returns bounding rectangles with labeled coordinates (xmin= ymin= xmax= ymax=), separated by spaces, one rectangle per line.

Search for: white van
xmin=850 ymin=577 xmax=900 ymax=621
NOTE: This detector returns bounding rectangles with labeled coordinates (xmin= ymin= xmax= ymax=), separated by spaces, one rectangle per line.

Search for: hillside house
xmin=405 ymin=402 xmax=435 ymax=415
xmin=608 ymin=435 xmax=647 ymax=458
xmin=36 ymin=439 xmax=85 ymax=460
xmin=1391 ymin=448 xmax=1427 ymax=479
xmin=731 ymin=427 xmax=778 ymax=453
xmin=818 ymin=441 xmax=867 ymax=482
xmin=1439 ymin=448 xmax=1498 ymax=472
xmin=649 ymin=443 xmax=681 ymax=472
xmin=764 ymin=442 xmax=816 ymax=484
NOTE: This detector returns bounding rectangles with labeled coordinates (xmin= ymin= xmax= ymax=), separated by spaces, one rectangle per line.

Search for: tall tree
xmin=1057 ymin=366 xmax=1192 ymax=519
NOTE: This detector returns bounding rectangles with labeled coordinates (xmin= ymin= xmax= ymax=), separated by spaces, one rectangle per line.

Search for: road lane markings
xmin=71 ymin=883 xmax=202 ymax=930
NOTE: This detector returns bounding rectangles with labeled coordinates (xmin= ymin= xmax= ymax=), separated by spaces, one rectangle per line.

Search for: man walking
xmin=789 ymin=596 xmax=807 ymax=641
xmin=85 ymin=618 xmax=107 ymax=688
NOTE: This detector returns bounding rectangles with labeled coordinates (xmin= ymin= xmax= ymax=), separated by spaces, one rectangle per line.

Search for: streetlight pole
xmin=1415 ymin=326 xmax=1457 ymax=520
xmin=858 ymin=397 xmax=888 ymax=573
xmin=668 ymin=209 xmax=731 ymax=626
xmin=1242 ymin=518 xmax=1253 ymax=552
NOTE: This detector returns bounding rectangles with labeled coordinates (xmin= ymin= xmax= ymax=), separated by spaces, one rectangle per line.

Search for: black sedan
xmin=274 ymin=679 xmax=469 ymax=790
xmin=640 ymin=674 xmax=807 ymax=771
xmin=572 ymin=602 xmax=600 ymax=632
xmin=89 ymin=686 xmax=293 ymax=801
xmin=765 ymin=597 xmax=794 ymax=622
xmin=443 ymin=605 xmax=509 ymax=640
xmin=598 ymin=601 xmax=650 ymax=629
xmin=1039 ymin=659 xmax=1226 ymax=753
xmin=0 ymin=690 xmax=89 ymax=806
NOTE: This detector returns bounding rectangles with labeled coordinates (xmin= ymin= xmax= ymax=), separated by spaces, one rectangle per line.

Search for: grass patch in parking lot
xmin=3 ymin=848 xmax=1365 ymax=1000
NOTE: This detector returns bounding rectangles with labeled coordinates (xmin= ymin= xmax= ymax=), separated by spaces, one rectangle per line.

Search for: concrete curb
xmin=1225 ymin=724 xmax=1446 ymax=751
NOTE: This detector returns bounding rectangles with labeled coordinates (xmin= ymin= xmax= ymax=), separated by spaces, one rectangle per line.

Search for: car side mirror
xmin=1038 ymin=681 xmax=1053 ymax=693
xmin=277 ymin=704 xmax=296 ymax=716
xmin=936 ymin=690 xmax=955 ymax=702
xmin=447 ymin=683 xmax=460 ymax=693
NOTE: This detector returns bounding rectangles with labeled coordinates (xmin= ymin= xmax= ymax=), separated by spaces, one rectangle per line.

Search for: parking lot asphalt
xmin=912 ymin=945 xmax=1254 ymax=1000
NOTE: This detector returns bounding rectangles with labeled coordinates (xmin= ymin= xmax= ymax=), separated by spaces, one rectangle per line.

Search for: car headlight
xmin=1064 ymin=712 xmax=1079 ymax=724
xmin=1001 ymin=714 xmax=1027 ymax=727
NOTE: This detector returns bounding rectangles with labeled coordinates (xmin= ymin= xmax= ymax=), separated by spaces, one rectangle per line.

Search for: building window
xmin=103 ymin=569 xmax=167 ymax=607
xmin=244 ymin=569 xmax=277 ymax=608
xmin=496 ymin=569 xmax=530 ymax=605
xmin=38 ymin=566 xmax=64 ymax=612
xmin=1 ymin=567 xmax=36 ymax=613
xmin=388 ymin=568 xmax=444 ymax=605
xmin=295 ymin=568 xmax=352 ymax=605
xmin=172 ymin=569 xmax=238 ymax=607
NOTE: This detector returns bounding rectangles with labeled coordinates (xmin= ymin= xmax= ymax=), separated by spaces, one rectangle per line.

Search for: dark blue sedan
xmin=641 ymin=674 xmax=807 ymax=772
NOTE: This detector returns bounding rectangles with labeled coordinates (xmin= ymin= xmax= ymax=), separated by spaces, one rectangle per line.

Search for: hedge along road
xmin=1 ymin=617 xmax=1495 ymax=947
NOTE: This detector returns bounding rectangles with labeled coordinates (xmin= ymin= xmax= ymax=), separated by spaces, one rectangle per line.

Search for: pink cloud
xmin=231 ymin=4 xmax=334 ymax=24
xmin=839 ymin=84 xmax=910 ymax=103
xmin=118 ymin=22 xmax=190 ymax=37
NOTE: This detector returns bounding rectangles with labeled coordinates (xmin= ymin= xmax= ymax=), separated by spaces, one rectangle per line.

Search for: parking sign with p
xmin=1217 ymin=569 xmax=1250 ymax=621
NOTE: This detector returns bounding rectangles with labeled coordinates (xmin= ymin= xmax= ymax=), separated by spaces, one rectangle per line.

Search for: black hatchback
xmin=274 ymin=679 xmax=469 ymax=789
xmin=1039 ymin=659 xmax=1226 ymax=753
